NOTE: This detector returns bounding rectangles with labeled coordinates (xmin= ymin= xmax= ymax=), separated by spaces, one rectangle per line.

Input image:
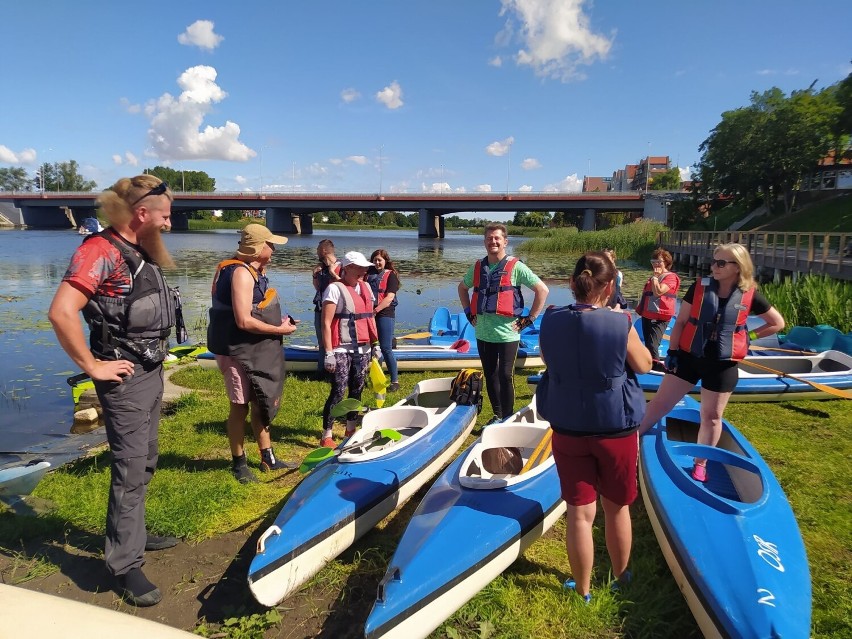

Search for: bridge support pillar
xmin=170 ymin=211 xmax=189 ymax=231
xmin=265 ymin=208 xmax=312 ymax=234
xmin=582 ymin=208 xmax=596 ymax=231
xmin=418 ymin=209 xmax=444 ymax=238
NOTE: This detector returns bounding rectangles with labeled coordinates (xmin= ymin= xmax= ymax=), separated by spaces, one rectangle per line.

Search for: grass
xmin=762 ymin=275 xmax=852 ymax=333
xmin=1 ymin=366 xmax=849 ymax=637
xmin=758 ymin=195 xmax=852 ymax=233
xmin=518 ymin=220 xmax=667 ymax=262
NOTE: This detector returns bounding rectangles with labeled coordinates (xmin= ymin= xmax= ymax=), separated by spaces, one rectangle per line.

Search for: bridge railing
xmin=657 ymin=230 xmax=852 ymax=277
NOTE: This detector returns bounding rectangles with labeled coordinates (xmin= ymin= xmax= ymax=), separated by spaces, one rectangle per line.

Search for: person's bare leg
xmin=565 ymin=503 xmax=597 ymax=596
xmin=637 ymin=374 xmax=695 ymax=435
xmin=226 ymin=402 xmax=250 ymax=457
xmin=601 ymin=496 xmax=632 ymax=580
xmin=249 ymin=401 xmax=272 ymax=450
xmin=693 ymin=388 xmax=733 ymax=468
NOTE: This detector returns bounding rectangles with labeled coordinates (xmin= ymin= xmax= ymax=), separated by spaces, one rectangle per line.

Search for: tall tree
xmin=145 ymin=166 xmax=215 ymax=192
xmin=695 ymin=86 xmax=837 ymax=215
xmin=0 ymin=167 xmax=32 ymax=191
xmin=650 ymin=167 xmax=682 ymax=191
xmin=33 ymin=160 xmax=97 ymax=192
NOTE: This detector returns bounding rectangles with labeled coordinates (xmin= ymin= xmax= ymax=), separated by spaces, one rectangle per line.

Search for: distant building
xmin=631 ymin=156 xmax=671 ymax=191
xmin=582 ymin=176 xmax=612 ymax=192
xmin=611 ymin=164 xmax=638 ymax=192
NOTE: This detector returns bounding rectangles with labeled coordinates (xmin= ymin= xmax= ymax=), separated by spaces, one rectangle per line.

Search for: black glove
xmin=464 ymin=307 xmax=476 ymax=326
xmin=665 ymin=349 xmax=680 ymax=373
xmin=518 ymin=315 xmax=535 ymax=331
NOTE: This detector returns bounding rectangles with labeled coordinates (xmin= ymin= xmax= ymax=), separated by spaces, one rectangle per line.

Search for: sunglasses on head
xmin=650 ymin=259 xmax=663 ymax=265
xmin=711 ymin=258 xmax=734 ymax=268
xmin=130 ymin=181 xmax=168 ymax=208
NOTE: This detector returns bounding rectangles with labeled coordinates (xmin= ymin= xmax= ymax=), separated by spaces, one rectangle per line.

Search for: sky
xmin=1 ymin=0 xmax=850 ymax=196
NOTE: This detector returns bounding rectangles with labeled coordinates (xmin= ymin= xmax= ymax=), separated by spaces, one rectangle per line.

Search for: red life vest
xmin=366 ymin=269 xmax=397 ymax=307
xmin=636 ymin=271 xmax=680 ymax=321
xmin=679 ymin=278 xmax=755 ymax=361
xmin=330 ymin=282 xmax=379 ymax=349
xmin=471 ymin=256 xmax=524 ymax=318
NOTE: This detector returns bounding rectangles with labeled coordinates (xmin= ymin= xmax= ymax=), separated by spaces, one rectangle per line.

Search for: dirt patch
xmin=0 ymin=523 xmax=379 ymax=638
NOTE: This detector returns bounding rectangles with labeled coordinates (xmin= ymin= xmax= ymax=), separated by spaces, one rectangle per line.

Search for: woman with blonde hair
xmin=637 ymin=243 xmax=785 ymax=482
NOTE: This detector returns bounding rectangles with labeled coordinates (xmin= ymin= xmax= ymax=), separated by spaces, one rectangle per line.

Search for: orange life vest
xmin=679 ymin=277 xmax=755 ymax=361
xmin=636 ymin=271 xmax=680 ymax=321
xmin=471 ymin=256 xmax=524 ymax=318
xmin=330 ymin=282 xmax=379 ymax=349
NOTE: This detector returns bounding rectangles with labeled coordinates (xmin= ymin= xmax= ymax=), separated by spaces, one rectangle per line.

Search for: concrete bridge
xmin=0 ymin=191 xmax=677 ymax=237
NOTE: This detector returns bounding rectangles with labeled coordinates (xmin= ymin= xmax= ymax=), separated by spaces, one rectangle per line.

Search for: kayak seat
xmin=815 ymin=354 xmax=851 ymax=373
xmin=429 ymin=306 xmax=453 ymax=335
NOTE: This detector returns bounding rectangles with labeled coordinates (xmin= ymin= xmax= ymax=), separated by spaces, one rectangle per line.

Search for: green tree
xmin=512 ymin=211 xmax=529 ymax=226
xmin=0 ymin=167 xmax=32 ymax=191
xmin=145 ymin=166 xmax=215 ymax=192
xmin=695 ymin=85 xmax=838 ymax=215
xmin=34 ymin=160 xmax=97 ymax=192
xmin=650 ymin=167 xmax=682 ymax=191
xmin=221 ymin=209 xmax=242 ymax=222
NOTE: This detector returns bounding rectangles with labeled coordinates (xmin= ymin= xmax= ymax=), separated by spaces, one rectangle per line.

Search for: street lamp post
xmin=378 ymin=144 xmax=383 ymax=195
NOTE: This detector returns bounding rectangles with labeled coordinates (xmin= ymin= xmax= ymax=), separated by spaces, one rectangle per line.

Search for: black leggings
xmin=476 ymin=340 xmax=519 ymax=419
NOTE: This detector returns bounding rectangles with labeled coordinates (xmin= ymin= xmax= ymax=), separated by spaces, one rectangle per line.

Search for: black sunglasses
xmin=130 ymin=181 xmax=168 ymax=208
xmin=711 ymin=258 xmax=734 ymax=268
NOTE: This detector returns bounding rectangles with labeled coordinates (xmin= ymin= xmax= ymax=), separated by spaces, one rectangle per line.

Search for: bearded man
xmin=48 ymin=174 xmax=181 ymax=607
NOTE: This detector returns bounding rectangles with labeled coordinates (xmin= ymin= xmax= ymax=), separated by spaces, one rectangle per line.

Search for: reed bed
xmin=762 ymin=275 xmax=852 ymax=333
xmin=519 ymin=220 xmax=667 ymax=261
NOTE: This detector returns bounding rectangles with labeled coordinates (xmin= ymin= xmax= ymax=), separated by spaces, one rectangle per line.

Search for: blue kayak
xmin=639 ymin=396 xmax=811 ymax=638
xmin=247 ymin=377 xmax=479 ymax=607
xmin=364 ymin=400 xmax=565 ymax=639
xmin=528 ymin=350 xmax=852 ymax=401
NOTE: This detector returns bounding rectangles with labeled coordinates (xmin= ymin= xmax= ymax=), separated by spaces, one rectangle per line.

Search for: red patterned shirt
xmin=63 ymin=236 xmax=133 ymax=297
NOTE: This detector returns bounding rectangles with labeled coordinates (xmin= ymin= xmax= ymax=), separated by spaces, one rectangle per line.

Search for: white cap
xmin=340 ymin=251 xmax=372 ymax=268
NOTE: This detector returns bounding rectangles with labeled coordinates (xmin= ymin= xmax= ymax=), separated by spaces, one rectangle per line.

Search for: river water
xmin=2 ymin=227 xmax=618 ymax=462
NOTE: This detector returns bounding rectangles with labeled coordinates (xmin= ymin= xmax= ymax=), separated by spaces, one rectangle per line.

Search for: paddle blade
xmin=299 ymin=447 xmax=335 ymax=473
xmin=367 ymin=357 xmax=388 ymax=407
xmin=450 ymin=339 xmax=471 ymax=353
xmin=330 ymin=397 xmax=364 ymax=418
xmin=396 ymin=332 xmax=432 ymax=340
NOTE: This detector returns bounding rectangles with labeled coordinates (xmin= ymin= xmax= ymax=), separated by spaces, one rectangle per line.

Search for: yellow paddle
xmin=748 ymin=345 xmax=812 ymax=355
xmin=739 ymin=359 xmax=852 ymax=399
xmin=521 ymin=430 xmax=553 ymax=473
xmin=396 ymin=332 xmax=432 ymax=340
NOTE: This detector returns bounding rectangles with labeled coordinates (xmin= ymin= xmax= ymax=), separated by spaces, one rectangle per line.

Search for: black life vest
xmin=207 ymin=259 xmax=286 ymax=423
xmin=366 ymin=269 xmax=398 ymax=308
xmin=313 ymin=262 xmax=341 ymax=311
xmin=471 ymin=256 xmax=524 ymax=318
xmin=535 ymin=305 xmax=645 ymax=435
xmin=679 ymin=278 xmax=755 ymax=361
xmin=82 ymin=228 xmax=175 ymax=365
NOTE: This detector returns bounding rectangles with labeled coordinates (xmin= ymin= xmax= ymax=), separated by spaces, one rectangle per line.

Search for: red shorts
xmin=551 ymin=430 xmax=638 ymax=507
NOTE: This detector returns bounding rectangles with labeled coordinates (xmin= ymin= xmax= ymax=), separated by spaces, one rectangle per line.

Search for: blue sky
xmin=2 ymin=1 xmax=850 ymax=194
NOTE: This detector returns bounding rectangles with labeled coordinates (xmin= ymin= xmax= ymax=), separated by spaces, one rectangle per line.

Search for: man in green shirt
xmin=458 ymin=223 xmax=549 ymax=425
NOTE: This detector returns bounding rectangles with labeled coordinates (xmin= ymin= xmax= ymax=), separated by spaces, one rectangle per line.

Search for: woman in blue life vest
xmin=458 ymin=223 xmax=549 ymax=426
xmin=312 ymin=239 xmax=341 ymax=379
xmin=636 ymin=248 xmax=680 ymax=368
xmin=367 ymin=248 xmax=401 ymax=392
xmin=535 ymin=252 xmax=652 ymax=603
xmin=208 ymin=224 xmax=299 ymax=483
xmin=637 ymin=243 xmax=785 ymax=482
xmin=320 ymin=251 xmax=380 ymax=448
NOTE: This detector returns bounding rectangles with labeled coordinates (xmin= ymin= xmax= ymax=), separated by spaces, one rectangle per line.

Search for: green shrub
xmin=762 ymin=275 xmax=852 ymax=332
xmin=519 ymin=220 xmax=666 ymax=261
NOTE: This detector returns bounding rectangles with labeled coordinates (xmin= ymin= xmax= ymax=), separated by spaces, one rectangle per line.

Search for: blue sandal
xmin=563 ymin=578 xmax=592 ymax=604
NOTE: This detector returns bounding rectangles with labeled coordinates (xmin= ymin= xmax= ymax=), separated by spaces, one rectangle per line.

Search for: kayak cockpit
xmin=658 ymin=411 xmax=767 ymax=511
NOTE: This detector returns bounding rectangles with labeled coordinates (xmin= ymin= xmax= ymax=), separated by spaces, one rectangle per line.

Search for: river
xmin=2 ymin=226 xmax=616 ymax=463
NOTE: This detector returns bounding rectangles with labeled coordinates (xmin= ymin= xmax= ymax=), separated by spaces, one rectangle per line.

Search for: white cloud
xmin=489 ymin=56 xmax=503 ymax=67
xmin=476 ymin=184 xmax=493 ymax=192
xmin=145 ymin=65 xmax=255 ymax=162
xmin=234 ymin=175 xmax=247 ymax=185
xmin=112 ymin=154 xmax=123 ymax=165
xmin=328 ymin=158 xmax=343 ymax=166
xmin=519 ymin=184 xmax=533 ymax=192
xmin=498 ymin=0 xmax=613 ymax=82
xmin=543 ymin=173 xmax=582 ymax=192
xmin=120 ymin=97 xmax=142 ymax=114
xmin=341 ymin=88 xmax=361 ymax=103
xmin=178 ymin=20 xmax=224 ymax=51
xmin=756 ymin=69 xmax=775 ymax=76
xmin=0 ymin=146 xmax=37 ymax=164
xmin=521 ymin=157 xmax=541 ymax=170
xmin=422 ymin=182 xmax=452 ymax=193
xmin=347 ymin=155 xmax=369 ymax=165
xmin=305 ymin=163 xmax=328 ymax=177
xmin=125 ymin=152 xmax=138 ymax=166
xmin=376 ymin=81 xmax=404 ymax=109
xmin=678 ymin=166 xmax=692 ymax=181
xmin=486 ymin=136 xmax=514 ymax=157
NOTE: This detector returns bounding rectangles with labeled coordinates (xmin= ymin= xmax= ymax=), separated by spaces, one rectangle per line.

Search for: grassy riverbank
xmin=518 ymin=220 xmax=667 ymax=262
xmin=762 ymin=275 xmax=852 ymax=333
xmin=1 ymin=365 xmax=847 ymax=638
